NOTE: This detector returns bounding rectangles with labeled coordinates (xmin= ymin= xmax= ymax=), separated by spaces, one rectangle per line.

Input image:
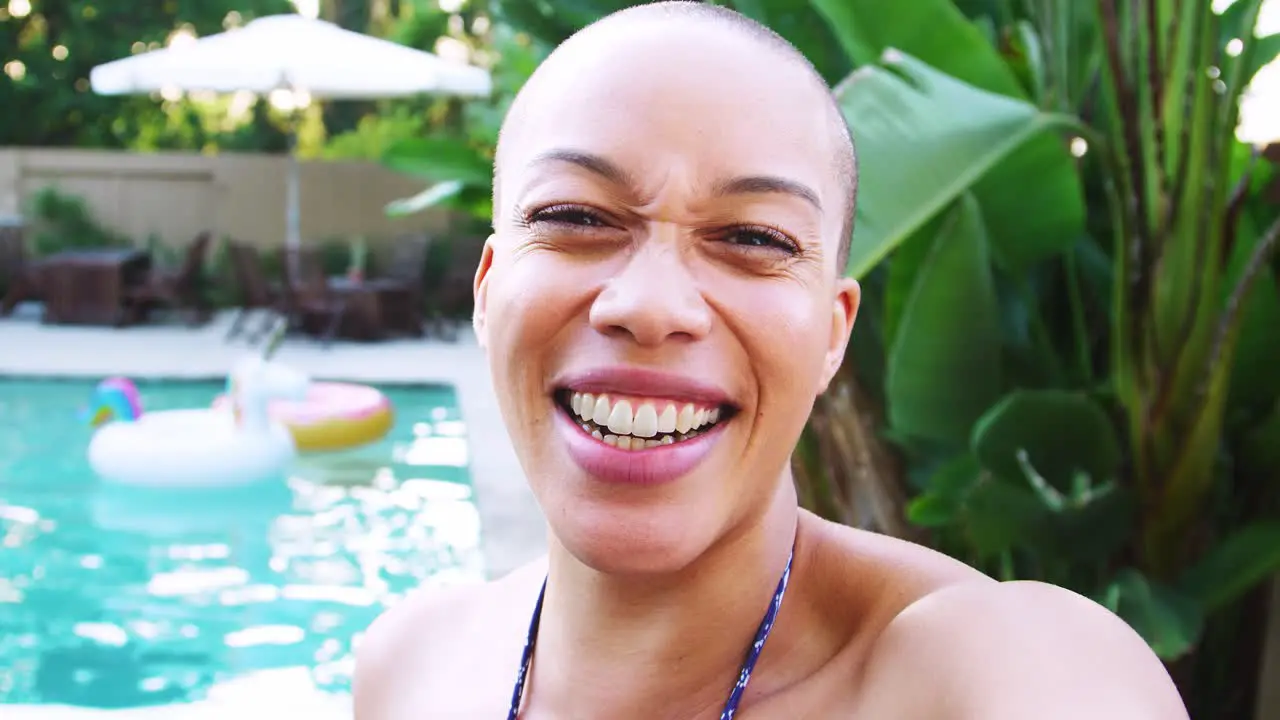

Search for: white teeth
xmin=607 ymin=400 xmax=633 ymax=434
xmin=632 ymin=403 xmax=659 ymax=438
xmin=676 ymin=404 xmax=695 ymax=433
xmin=575 ymin=393 xmax=594 ymax=420
xmin=568 ymin=391 xmax=727 ymax=449
xmin=591 ymin=395 xmax=612 ymax=425
xmin=657 ymin=405 xmax=677 ymax=433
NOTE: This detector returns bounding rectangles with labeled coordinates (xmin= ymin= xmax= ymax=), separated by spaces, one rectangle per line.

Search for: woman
xmin=354 ymin=3 xmax=1188 ymax=718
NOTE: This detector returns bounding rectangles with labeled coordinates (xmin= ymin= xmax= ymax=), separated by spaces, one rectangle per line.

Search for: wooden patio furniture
xmin=370 ymin=233 xmax=431 ymax=337
xmin=121 ymin=231 xmax=213 ymax=326
xmin=426 ymin=235 xmax=486 ymax=341
xmin=39 ymin=248 xmax=152 ymax=326
xmin=0 ymin=221 xmax=40 ymax=317
xmin=224 ymin=240 xmax=290 ymax=344
xmin=281 ymin=246 xmax=350 ymax=347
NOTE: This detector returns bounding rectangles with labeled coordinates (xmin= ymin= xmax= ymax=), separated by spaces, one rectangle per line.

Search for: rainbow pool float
xmin=85 ymin=357 xmax=311 ymax=488
xmin=212 ymin=381 xmax=394 ymax=453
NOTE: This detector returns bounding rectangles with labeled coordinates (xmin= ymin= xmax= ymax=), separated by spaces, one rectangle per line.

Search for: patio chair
xmin=426 ymin=235 xmax=486 ymax=341
xmin=0 ymin=222 xmax=41 ymax=317
xmin=281 ymin=247 xmax=348 ymax=348
xmin=121 ymin=231 xmax=213 ymax=326
xmin=372 ymin=233 xmax=431 ymax=337
xmin=224 ymin=241 xmax=290 ymax=344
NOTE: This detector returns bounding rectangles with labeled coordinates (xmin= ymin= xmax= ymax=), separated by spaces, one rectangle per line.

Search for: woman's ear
xmin=819 ymin=277 xmax=860 ymax=392
xmin=472 ymin=235 xmax=496 ymax=349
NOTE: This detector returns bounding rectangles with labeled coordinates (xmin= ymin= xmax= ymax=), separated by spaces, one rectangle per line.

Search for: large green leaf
xmin=385 ymin=180 xmax=465 ymax=218
xmin=906 ymin=453 xmax=983 ymax=528
xmin=1179 ymin=522 xmax=1280 ymax=612
xmin=694 ymin=1 xmax=848 ymax=84
xmin=812 ymin=0 xmax=1087 ymax=277
xmin=1219 ymin=0 xmax=1280 ymax=89
xmin=834 ymin=50 xmax=1077 ymax=279
xmin=1225 ymin=212 xmax=1280 ymax=417
xmin=960 ymin=474 xmax=1050 ymax=558
xmin=885 ymin=193 xmax=1003 ymax=448
xmin=381 ymin=137 xmax=493 ymax=186
xmin=971 ymin=390 xmax=1122 ymax=490
xmin=882 ymin=212 xmax=950 ymax=350
xmin=1102 ymin=570 xmax=1204 ymax=660
xmin=808 ymin=0 xmax=1022 ymax=95
xmin=968 ymin=133 xmax=1086 ymax=272
xmin=1238 ymin=402 xmax=1280 ymax=483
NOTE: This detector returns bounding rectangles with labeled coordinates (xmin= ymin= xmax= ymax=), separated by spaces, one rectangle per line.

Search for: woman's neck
xmin=525 ymin=483 xmax=803 ymax=718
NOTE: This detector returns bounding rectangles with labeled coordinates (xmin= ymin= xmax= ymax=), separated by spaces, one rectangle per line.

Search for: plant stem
xmin=1019 ymin=275 xmax=1066 ymax=384
xmin=1204 ymin=213 xmax=1280 ymax=397
xmin=1065 ymin=248 xmax=1094 ymax=384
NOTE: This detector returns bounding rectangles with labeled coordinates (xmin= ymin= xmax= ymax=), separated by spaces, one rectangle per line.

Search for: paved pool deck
xmin=0 ymin=305 xmax=547 ymax=581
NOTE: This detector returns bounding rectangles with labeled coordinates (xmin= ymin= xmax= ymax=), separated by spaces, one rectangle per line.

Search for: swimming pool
xmin=0 ymin=378 xmax=484 ymax=717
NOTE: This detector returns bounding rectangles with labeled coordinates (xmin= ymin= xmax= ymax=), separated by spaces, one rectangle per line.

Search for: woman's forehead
xmin=497 ymin=23 xmax=841 ymax=207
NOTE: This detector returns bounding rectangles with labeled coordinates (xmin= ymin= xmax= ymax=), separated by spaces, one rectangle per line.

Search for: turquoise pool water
xmin=0 ymin=378 xmax=483 ymax=715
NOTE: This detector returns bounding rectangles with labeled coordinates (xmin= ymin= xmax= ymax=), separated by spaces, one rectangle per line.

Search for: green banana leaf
xmin=1101 ymin=569 xmax=1204 ymax=660
xmin=813 ymin=0 xmax=1087 ymax=275
xmin=885 ymin=193 xmax=1003 ymax=448
xmin=1220 ymin=0 xmax=1280 ymax=89
xmin=385 ymin=180 xmax=465 ymax=218
xmin=1179 ymin=522 xmax=1280 ymax=613
xmin=833 ymin=50 xmax=1078 ymax=280
xmin=381 ymin=137 xmax=492 ymax=186
xmin=971 ymin=390 xmax=1122 ymax=491
xmin=808 ymin=0 xmax=1020 ymax=95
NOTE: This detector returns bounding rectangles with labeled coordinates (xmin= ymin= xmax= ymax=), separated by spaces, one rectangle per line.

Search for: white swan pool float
xmin=85 ymin=357 xmax=311 ymax=489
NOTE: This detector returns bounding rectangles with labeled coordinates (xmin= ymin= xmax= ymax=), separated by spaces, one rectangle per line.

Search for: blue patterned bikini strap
xmin=506 ymin=547 xmax=795 ymax=720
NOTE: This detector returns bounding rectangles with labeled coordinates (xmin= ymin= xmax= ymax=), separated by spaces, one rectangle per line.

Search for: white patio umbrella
xmin=89 ymin=13 xmax=492 ymax=252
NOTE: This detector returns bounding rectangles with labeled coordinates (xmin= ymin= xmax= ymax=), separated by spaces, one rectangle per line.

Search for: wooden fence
xmin=0 ymin=147 xmax=456 ymax=252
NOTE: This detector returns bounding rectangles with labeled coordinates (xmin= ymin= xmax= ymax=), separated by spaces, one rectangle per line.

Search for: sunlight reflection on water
xmin=0 ymin=379 xmax=483 ymax=710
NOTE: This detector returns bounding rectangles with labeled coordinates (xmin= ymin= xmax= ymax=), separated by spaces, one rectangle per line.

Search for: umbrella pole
xmin=286 ymin=130 xmax=300 ymax=253
xmin=284 ymin=115 xmax=301 ymax=283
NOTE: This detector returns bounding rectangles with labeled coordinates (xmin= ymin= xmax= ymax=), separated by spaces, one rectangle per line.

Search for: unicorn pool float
xmin=85 ymin=356 xmax=311 ymax=488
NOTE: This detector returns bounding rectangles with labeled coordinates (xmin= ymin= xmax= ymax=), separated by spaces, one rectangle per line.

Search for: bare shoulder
xmin=797 ymin=517 xmax=1186 ymax=717
xmin=353 ymin=558 xmax=547 ymax=720
xmin=800 ymin=511 xmax=988 ymax=604
xmin=861 ymin=579 xmax=1189 ymax=719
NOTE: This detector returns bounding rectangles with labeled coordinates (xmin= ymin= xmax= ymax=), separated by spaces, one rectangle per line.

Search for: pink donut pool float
xmin=214 ymin=382 xmax=394 ymax=452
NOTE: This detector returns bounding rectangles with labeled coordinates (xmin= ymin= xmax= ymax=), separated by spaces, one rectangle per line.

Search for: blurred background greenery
xmin=4 ymin=0 xmax=1280 ymax=716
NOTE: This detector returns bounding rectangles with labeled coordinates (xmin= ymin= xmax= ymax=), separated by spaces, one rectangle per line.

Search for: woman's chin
xmin=549 ymin=506 xmax=713 ymax=576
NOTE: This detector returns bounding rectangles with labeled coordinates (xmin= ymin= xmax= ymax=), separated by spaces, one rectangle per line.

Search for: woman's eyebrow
xmin=528 ymin=149 xmax=634 ymax=188
xmin=527 ymin=147 xmax=823 ymax=213
xmin=712 ymin=175 xmax=822 ymax=212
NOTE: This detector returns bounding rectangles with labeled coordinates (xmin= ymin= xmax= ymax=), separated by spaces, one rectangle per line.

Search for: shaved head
xmin=494 ymin=0 xmax=858 ymax=274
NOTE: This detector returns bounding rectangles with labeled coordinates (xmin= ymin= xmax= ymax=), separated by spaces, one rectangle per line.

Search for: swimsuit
xmin=507 ymin=548 xmax=795 ymax=719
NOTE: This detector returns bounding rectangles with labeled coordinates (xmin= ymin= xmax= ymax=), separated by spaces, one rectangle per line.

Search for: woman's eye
xmin=531 ymin=206 xmax=606 ymax=228
xmin=724 ymin=227 xmax=797 ymax=253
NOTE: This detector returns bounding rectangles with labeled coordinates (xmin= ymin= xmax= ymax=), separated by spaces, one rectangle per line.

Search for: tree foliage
xmin=0 ymin=0 xmax=295 ymax=149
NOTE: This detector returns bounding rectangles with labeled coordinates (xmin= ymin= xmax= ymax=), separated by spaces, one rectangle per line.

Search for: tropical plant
xmin=380 ymin=14 xmax=545 ymax=225
xmin=0 ymin=0 xmax=295 ymax=149
xmin=811 ymin=0 xmax=1280 ymax=715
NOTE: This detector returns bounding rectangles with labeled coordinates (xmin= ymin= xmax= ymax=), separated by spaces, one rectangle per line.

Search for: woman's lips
xmin=554 ymin=404 xmax=727 ymax=485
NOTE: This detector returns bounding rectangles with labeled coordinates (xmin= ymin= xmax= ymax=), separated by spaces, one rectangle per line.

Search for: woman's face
xmin=474 ymin=21 xmax=859 ymax=573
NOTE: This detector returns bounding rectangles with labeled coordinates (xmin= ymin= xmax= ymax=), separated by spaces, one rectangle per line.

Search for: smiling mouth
xmin=555 ymin=390 xmax=736 ymax=451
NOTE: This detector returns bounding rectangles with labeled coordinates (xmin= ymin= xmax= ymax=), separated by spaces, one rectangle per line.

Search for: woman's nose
xmin=588 ymin=240 xmax=712 ymax=347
